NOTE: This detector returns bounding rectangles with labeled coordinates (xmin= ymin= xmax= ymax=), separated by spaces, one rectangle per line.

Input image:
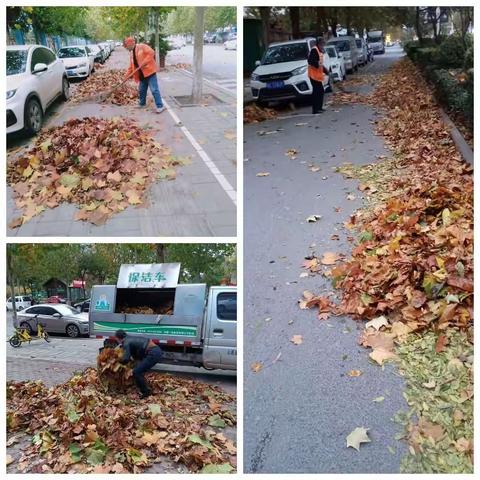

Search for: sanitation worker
xmin=307 ymin=37 xmax=328 ymax=114
xmin=114 ymin=329 xmax=163 ymax=398
xmin=123 ymin=36 xmax=165 ymax=113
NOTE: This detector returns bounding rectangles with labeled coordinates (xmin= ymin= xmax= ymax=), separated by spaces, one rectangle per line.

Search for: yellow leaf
xmin=22 ymin=166 xmax=33 ymax=178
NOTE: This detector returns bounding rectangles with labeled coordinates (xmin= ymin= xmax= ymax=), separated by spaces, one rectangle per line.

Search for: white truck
xmin=367 ymin=30 xmax=385 ymax=54
xmin=89 ymin=263 xmax=237 ymax=372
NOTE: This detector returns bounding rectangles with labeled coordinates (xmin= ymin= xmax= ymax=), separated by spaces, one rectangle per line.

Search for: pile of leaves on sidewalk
xmin=302 ymin=58 xmax=473 ymax=471
xmin=244 ymin=104 xmax=278 ymax=124
xmin=7 ymin=349 xmax=236 ymax=474
xmin=7 ymin=117 xmax=180 ymax=227
xmin=71 ymin=69 xmax=139 ymax=106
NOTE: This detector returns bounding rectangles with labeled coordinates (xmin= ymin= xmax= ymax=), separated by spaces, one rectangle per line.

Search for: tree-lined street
xmin=7 ymin=6 xmax=237 ymax=237
xmin=244 ymin=5 xmax=473 ymax=475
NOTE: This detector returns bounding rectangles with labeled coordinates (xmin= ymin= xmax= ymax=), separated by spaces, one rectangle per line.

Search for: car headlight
xmin=78 ymin=62 xmax=87 ymax=67
xmin=7 ymin=89 xmax=17 ymax=100
xmin=251 ymin=73 xmax=259 ymax=81
xmin=291 ymin=65 xmax=307 ymax=76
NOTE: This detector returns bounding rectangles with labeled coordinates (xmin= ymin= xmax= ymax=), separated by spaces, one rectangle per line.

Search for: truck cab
xmin=367 ymin=30 xmax=385 ymax=54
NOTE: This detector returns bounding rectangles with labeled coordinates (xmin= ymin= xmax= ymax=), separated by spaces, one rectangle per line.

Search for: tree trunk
xmin=259 ymin=7 xmax=271 ymax=49
xmin=191 ymin=7 xmax=204 ymax=103
xmin=316 ymin=8 xmax=324 ymax=36
xmin=154 ymin=10 xmax=160 ymax=68
xmin=7 ymin=250 xmax=17 ymax=324
xmin=290 ymin=7 xmax=301 ymax=39
xmin=415 ymin=7 xmax=424 ymax=44
xmin=156 ymin=245 xmax=166 ymax=263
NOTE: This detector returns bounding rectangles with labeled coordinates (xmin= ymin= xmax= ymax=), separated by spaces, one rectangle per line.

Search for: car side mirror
xmin=255 ymin=60 xmax=261 ymax=66
xmin=33 ymin=63 xmax=48 ymax=74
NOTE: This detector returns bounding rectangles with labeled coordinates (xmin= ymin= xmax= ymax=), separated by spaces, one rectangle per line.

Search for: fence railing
xmin=7 ymin=27 xmax=90 ymax=52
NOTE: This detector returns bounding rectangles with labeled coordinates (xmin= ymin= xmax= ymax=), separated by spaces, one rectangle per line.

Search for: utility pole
xmin=191 ymin=6 xmax=205 ymax=103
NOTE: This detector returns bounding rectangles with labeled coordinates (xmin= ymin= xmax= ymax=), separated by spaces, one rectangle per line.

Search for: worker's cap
xmin=124 ymin=37 xmax=135 ymax=48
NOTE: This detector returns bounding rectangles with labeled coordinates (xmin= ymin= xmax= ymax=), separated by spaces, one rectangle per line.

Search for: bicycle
xmin=9 ymin=317 xmax=50 ymax=348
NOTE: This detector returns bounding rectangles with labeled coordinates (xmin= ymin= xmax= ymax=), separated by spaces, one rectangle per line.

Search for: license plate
xmin=67 ymin=70 xmax=75 ymax=75
xmin=266 ymin=80 xmax=284 ymax=89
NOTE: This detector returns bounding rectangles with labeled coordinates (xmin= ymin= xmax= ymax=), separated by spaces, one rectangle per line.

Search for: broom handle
xmin=106 ymin=63 xmax=147 ymax=95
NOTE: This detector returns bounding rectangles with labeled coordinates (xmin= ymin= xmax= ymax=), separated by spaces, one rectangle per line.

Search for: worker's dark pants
xmin=138 ymin=74 xmax=163 ymax=108
xmin=310 ymin=78 xmax=325 ymax=114
xmin=133 ymin=346 xmax=163 ymax=395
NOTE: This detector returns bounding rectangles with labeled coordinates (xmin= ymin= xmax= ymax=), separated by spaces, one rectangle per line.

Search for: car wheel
xmin=19 ymin=322 xmax=33 ymax=335
xmin=66 ymin=324 xmax=80 ymax=338
xmin=24 ymin=97 xmax=43 ymax=135
xmin=61 ymin=76 xmax=70 ymax=101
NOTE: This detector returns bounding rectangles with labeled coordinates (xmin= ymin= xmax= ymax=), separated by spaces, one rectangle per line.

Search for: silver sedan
xmin=16 ymin=303 xmax=90 ymax=338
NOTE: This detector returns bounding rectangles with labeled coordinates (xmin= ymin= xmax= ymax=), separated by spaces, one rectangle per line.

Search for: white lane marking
xmin=162 ymin=99 xmax=237 ymax=206
xmin=175 ymin=67 xmax=236 ymax=96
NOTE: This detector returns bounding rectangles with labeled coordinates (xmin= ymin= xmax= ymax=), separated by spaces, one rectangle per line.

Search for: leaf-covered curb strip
xmin=394 ymin=330 xmax=473 ymax=473
xmin=7 ymin=365 xmax=236 ymax=473
xmin=7 ymin=117 xmax=191 ymax=228
xmin=303 ymin=57 xmax=472 ymax=333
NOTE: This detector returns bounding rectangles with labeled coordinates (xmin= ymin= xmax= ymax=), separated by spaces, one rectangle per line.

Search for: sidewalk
xmin=7 ymin=49 xmax=236 ymax=237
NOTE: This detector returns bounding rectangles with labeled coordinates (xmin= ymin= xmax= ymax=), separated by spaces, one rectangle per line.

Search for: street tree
xmin=192 ymin=7 xmax=205 ymax=103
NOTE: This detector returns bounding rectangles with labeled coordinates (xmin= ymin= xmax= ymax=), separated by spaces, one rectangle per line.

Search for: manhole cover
xmin=172 ymin=93 xmax=225 ymax=107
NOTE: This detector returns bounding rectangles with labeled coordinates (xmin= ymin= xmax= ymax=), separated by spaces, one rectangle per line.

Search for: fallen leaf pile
xmin=121 ymin=305 xmax=174 ymax=315
xmin=306 ymin=57 xmax=473 ymax=335
xmin=7 ymin=351 xmax=236 ymax=473
xmin=71 ymin=69 xmax=139 ymax=105
xmin=244 ymin=104 xmax=278 ymax=124
xmin=7 ymin=117 xmax=178 ymax=227
xmin=394 ymin=330 xmax=473 ymax=473
xmin=97 ymin=347 xmax=134 ymax=393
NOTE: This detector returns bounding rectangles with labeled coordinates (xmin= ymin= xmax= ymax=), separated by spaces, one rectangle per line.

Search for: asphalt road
xmin=167 ymin=44 xmax=237 ymax=92
xmin=244 ymin=46 xmax=409 ymax=473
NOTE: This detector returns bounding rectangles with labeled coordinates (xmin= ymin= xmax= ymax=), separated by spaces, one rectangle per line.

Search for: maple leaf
xmin=107 ymin=171 xmax=122 ymax=183
xmin=365 ymin=316 xmax=389 ymax=331
xmin=321 ymin=252 xmax=341 ymax=265
xmin=250 ymin=362 xmax=263 ymax=373
xmin=346 ymin=427 xmax=371 ymax=451
xmin=290 ymin=335 xmax=303 ymax=345
xmin=126 ymin=190 xmax=142 ymax=205
xmin=369 ymin=348 xmax=397 ymax=365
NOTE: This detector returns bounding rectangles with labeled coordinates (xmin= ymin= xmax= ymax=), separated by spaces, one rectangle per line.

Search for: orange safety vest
xmin=125 ymin=43 xmax=158 ymax=83
xmin=308 ymin=46 xmax=324 ymax=82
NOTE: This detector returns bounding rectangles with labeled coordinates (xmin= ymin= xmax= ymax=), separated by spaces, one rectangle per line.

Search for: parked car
xmin=74 ymin=298 xmax=90 ymax=313
xmin=57 ymin=45 xmax=95 ymax=79
xmin=355 ymin=38 xmax=368 ymax=66
xmin=327 ymin=36 xmax=359 ymax=73
xmin=87 ymin=44 xmax=105 ymax=64
xmin=250 ymin=37 xmax=332 ymax=106
xmin=224 ymin=35 xmax=237 ymax=50
xmin=204 ymin=32 xmax=216 ymax=44
xmin=99 ymin=42 xmax=111 ymax=58
xmin=46 ymin=295 xmax=67 ymax=304
xmin=16 ymin=304 xmax=90 ymax=337
xmin=168 ymin=38 xmax=184 ymax=50
xmin=325 ymin=45 xmax=346 ymax=81
xmin=6 ymin=295 xmax=32 ymax=312
xmin=7 ymin=45 xmax=70 ymax=135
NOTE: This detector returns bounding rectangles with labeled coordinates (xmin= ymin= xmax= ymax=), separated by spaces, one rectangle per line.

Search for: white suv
xmin=6 ymin=295 xmax=32 ymax=312
xmin=7 ymin=45 xmax=70 ymax=135
xmin=250 ymin=38 xmax=331 ymax=106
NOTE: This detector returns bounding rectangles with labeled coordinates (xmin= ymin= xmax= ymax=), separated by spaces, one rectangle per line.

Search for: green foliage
xmin=429 ymin=69 xmax=472 ymax=124
xmin=7 ymin=244 xmax=236 ymax=294
xmin=435 ymin=34 xmax=472 ymax=69
xmin=165 ymin=6 xmax=235 ymax=35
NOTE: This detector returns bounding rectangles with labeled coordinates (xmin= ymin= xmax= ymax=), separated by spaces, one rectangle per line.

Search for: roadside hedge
xmin=404 ymin=35 xmax=473 ymax=127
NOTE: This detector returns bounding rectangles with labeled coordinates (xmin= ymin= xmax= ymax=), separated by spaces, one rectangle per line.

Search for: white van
xmin=250 ymin=37 xmax=331 ymax=106
xmin=6 ymin=295 xmax=32 ymax=312
xmin=327 ymin=36 xmax=359 ymax=73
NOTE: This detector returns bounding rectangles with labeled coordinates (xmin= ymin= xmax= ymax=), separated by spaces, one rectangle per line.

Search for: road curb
xmin=440 ymin=109 xmax=473 ymax=166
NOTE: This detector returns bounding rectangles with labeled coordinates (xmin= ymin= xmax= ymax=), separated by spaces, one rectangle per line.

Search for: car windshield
xmin=54 ymin=304 xmax=80 ymax=316
xmin=262 ymin=42 xmax=308 ymax=65
xmin=58 ymin=47 xmax=85 ymax=58
xmin=328 ymin=40 xmax=351 ymax=52
xmin=7 ymin=50 xmax=28 ymax=75
xmin=369 ymin=36 xmax=382 ymax=43
xmin=325 ymin=47 xmax=337 ymax=58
